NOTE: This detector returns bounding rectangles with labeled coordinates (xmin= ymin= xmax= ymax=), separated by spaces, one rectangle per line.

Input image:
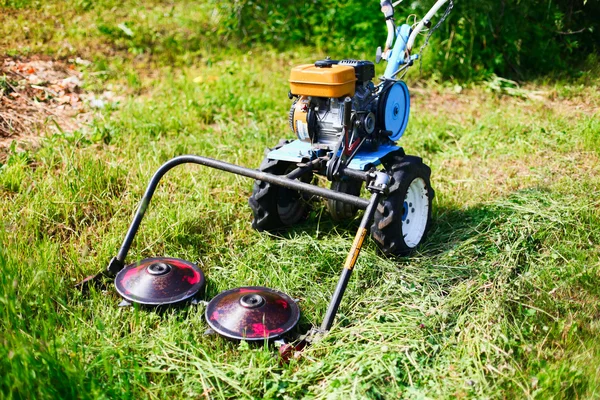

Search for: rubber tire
xmin=327 ymin=179 xmax=363 ymax=222
xmin=371 ymin=156 xmax=435 ymax=256
xmin=249 ymin=140 xmax=311 ymax=232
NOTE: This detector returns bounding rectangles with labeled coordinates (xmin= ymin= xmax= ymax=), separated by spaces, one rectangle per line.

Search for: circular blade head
xmin=206 ymin=286 xmax=300 ymax=341
xmin=115 ymin=257 xmax=205 ymax=306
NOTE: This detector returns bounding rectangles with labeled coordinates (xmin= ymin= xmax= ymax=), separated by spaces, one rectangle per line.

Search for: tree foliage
xmin=213 ymin=0 xmax=600 ymax=81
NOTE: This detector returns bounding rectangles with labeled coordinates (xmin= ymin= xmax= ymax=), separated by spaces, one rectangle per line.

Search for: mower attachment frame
xmin=103 ymin=154 xmax=389 ymax=333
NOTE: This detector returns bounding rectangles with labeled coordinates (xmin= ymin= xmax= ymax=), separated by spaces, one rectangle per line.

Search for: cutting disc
xmin=205 ymin=286 xmax=300 ymax=341
xmin=115 ymin=257 xmax=205 ymax=306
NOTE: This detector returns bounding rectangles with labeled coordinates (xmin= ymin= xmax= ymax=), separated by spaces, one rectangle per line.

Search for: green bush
xmin=213 ymin=0 xmax=600 ymax=81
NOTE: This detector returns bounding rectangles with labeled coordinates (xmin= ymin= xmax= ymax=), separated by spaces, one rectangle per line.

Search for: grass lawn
xmin=1 ymin=1 xmax=599 ymax=398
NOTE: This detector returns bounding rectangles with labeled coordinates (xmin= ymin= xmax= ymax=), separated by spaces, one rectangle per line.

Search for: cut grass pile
xmin=1 ymin=1 xmax=599 ymax=398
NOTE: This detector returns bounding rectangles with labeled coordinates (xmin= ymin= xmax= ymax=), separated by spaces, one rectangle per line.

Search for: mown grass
xmin=1 ymin=1 xmax=600 ymax=399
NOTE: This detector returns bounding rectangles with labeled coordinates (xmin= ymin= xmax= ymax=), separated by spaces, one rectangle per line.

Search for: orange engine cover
xmin=289 ymin=64 xmax=356 ymax=98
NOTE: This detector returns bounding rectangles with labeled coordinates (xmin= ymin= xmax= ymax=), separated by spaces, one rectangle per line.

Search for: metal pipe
xmin=380 ymin=1 xmax=395 ymax=52
xmin=406 ymin=0 xmax=448 ymax=51
xmin=111 ymin=155 xmax=371 ymax=272
xmin=285 ymin=157 xmax=323 ymax=180
xmin=320 ymin=189 xmax=382 ymax=331
xmin=340 ymin=166 xmax=371 ymax=182
xmin=317 ymin=171 xmax=390 ymax=331
xmin=342 ymin=97 xmax=353 ymax=156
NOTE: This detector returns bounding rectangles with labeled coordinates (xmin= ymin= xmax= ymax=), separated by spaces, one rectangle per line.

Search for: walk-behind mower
xmin=79 ymin=0 xmax=453 ymax=347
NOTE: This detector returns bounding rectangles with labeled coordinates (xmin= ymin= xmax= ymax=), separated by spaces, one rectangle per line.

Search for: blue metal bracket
xmin=267 ymin=140 xmax=401 ymax=171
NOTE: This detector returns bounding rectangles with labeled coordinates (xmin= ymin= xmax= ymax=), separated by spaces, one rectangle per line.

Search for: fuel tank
xmin=289 ymin=64 xmax=356 ymax=98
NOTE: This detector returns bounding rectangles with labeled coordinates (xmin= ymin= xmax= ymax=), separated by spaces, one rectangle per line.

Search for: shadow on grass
xmin=421 ymin=202 xmax=502 ymax=257
xmin=170 ymin=188 xmax=557 ymax=305
xmin=283 ymin=200 xmax=504 ymax=259
xmin=170 ymin=196 xmax=508 ymax=264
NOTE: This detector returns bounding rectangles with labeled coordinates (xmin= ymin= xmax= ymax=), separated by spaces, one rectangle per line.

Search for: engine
xmin=288 ymin=59 xmax=409 ymax=150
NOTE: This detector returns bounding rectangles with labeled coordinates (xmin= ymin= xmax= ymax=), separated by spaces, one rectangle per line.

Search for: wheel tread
xmin=377 ymin=210 xmax=395 ymax=229
xmin=370 ymin=156 xmax=434 ymax=256
xmin=249 ymin=139 xmax=310 ymax=232
xmin=327 ymin=179 xmax=363 ymax=222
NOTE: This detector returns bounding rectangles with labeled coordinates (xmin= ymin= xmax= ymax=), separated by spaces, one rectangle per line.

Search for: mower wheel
xmin=371 ymin=156 xmax=434 ymax=256
xmin=249 ymin=140 xmax=312 ymax=231
xmin=327 ymin=178 xmax=363 ymax=222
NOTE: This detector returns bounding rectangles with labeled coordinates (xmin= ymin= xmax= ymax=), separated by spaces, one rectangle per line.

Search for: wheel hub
xmin=402 ymin=177 xmax=429 ymax=248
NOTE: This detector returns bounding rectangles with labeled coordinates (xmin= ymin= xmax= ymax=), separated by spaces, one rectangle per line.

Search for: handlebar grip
xmin=380 ymin=0 xmax=394 ymax=20
xmin=406 ymin=0 xmax=448 ymax=51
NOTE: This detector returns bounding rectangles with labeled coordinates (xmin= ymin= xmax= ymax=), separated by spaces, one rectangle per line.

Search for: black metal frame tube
xmin=319 ymin=190 xmax=382 ymax=331
xmin=340 ymin=166 xmax=371 ymax=182
xmin=111 ymin=155 xmax=371 ymax=271
xmin=342 ymin=97 xmax=352 ymax=155
xmin=286 ymin=157 xmax=323 ymax=180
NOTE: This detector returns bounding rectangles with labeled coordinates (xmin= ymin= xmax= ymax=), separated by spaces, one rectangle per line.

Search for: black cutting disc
xmin=115 ymin=257 xmax=205 ymax=306
xmin=205 ymin=286 xmax=300 ymax=341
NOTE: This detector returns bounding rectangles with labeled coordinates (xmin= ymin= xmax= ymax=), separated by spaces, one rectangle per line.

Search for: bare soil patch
xmin=0 ymin=56 xmax=121 ymax=154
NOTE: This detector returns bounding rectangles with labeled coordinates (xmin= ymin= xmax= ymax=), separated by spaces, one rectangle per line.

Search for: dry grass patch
xmin=437 ymin=151 xmax=600 ymax=205
xmin=0 ymin=56 xmax=125 ymax=161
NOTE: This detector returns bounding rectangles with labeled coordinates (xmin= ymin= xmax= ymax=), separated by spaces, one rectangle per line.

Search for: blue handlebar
xmin=383 ymin=24 xmax=412 ymax=79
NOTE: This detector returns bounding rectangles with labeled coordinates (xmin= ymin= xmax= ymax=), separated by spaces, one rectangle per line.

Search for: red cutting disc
xmin=205 ymin=286 xmax=300 ymax=341
xmin=115 ymin=257 xmax=205 ymax=306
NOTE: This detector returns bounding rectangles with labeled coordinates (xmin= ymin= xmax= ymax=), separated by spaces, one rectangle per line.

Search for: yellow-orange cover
xmin=289 ymin=64 xmax=356 ymax=98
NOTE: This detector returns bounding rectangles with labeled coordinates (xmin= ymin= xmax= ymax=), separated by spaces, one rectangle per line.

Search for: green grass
xmin=1 ymin=1 xmax=600 ymax=399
